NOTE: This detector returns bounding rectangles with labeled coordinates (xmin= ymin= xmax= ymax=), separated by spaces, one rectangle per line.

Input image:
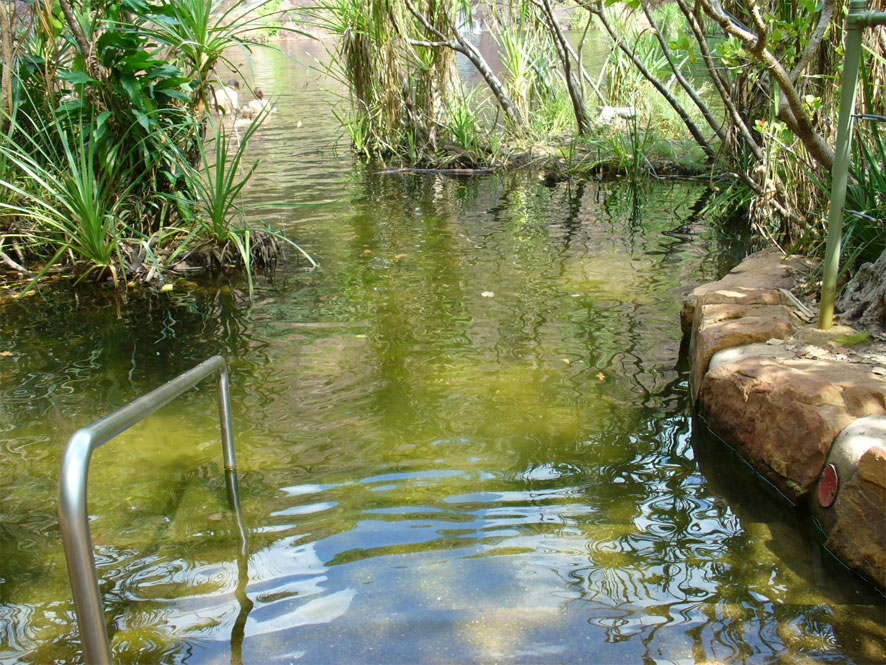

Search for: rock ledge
xmin=683 ymin=250 xmax=886 ymax=590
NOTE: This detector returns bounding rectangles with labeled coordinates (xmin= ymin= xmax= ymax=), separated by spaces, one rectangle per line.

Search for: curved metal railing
xmin=58 ymin=355 xmax=241 ymax=665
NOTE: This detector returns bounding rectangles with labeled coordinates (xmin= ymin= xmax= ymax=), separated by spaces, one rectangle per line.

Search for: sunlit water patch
xmin=1 ymin=39 xmax=883 ymax=665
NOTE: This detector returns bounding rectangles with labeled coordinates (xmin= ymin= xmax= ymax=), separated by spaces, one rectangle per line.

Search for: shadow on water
xmin=1 ymin=41 xmax=882 ymax=665
xmin=689 ymin=419 xmax=886 ymax=664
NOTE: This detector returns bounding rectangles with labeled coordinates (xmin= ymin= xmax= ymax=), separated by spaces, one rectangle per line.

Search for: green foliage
xmin=0 ymin=0 xmax=310 ymax=294
xmin=0 ymin=112 xmax=131 ymax=288
xmin=838 ymin=331 xmax=871 ymax=346
xmin=445 ymin=85 xmax=487 ymax=155
xmin=132 ymin=0 xmax=274 ymax=89
xmin=173 ymin=112 xmax=317 ymax=295
xmin=844 ymin=57 xmax=886 ymax=268
xmin=182 ymin=121 xmax=260 ymax=246
xmin=496 ymin=26 xmax=544 ymax=119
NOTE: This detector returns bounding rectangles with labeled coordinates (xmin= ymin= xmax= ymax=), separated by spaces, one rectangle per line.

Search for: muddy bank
xmin=682 ymin=249 xmax=886 ymax=590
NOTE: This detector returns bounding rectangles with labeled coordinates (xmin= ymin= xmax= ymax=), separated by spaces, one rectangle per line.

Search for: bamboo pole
xmin=819 ymin=0 xmax=886 ymax=328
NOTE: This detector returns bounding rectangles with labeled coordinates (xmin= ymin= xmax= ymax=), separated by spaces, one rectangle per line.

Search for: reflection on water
xmin=1 ymin=40 xmax=883 ymax=665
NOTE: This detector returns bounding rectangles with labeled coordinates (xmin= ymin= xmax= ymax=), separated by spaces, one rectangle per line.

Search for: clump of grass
xmin=837 ymin=331 xmax=872 ymax=346
xmin=444 ymin=85 xmax=488 ymax=159
xmin=171 ymin=112 xmax=317 ymax=296
xmin=0 ymin=112 xmax=133 ymax=290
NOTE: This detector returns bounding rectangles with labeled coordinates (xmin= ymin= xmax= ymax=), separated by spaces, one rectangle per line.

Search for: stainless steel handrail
xmin=58 ymin=355 xmax=240 ymax=665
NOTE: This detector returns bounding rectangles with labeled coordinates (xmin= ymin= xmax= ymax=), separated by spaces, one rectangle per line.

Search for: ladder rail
xmin=58 ymin=355 xmax=239 ymax=665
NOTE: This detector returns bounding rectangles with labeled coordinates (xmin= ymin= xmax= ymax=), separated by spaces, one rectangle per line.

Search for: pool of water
xmin=1 ymin=39 xmax=884 ymax=665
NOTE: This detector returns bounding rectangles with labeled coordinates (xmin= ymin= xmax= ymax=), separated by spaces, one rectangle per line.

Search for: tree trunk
xmin=0 ymin=1 xmax=14 ymax=133
xmin=837 ymin=249 xmax=886 ymax=333
xmin=540 ymin=0 xmax=593 ymax=135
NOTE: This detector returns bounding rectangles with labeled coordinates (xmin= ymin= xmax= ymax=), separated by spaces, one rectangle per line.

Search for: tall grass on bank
xmin=172 ymin=112 xmax=317 ymax=296
xmin=0 ymin=0 xmax=314 ymax=294
xmin=308 ymin=0 xmax=714 ymax=173
xmin=306 ymin=0 xmax=517 ymax=165
xmin=305 ymin=0 xmax=409 ymax=158
xmin=0 ymin=113 xmax=132 ymax=288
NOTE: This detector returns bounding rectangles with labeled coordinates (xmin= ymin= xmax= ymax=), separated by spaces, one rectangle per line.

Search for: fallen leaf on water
xmin=596 ymin=372 xmax=606 ymax=381
xmin=481 ymin=291 xmax=495 ymax=298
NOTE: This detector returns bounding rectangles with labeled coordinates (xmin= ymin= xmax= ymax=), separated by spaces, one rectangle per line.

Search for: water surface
xmin=1 ymin=40 xmax=883 ymax=665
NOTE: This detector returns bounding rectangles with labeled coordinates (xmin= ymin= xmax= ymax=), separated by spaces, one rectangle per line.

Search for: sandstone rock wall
xmin=683 ymin=250 xmax=886 ymax=590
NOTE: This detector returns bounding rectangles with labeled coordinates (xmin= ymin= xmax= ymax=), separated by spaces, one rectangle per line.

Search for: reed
xmin=172 ymin=112 xmax=317 ymax=296
xmin=0 ymin=113 xmax=133 ymax=289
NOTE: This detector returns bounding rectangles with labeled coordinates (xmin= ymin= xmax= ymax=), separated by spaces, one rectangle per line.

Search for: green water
xmin=1 ymin=40 xmax=884 ymax=665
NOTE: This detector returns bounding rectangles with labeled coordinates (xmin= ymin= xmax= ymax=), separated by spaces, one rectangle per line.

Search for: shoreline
xmin=682 ymin=249 xmax=886 ymax=590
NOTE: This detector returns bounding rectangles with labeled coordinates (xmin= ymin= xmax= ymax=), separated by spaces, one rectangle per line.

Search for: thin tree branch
xmin=536 ymin=0 xmax=592 ymax=134
xmin=699 ymin=0 xmax=835 ymax=171
xmin=403 ymin=0 xmax=450 ymax=43
xmin=674 ymin=0 xmax=763 ymax=161
xmin=0 ymin=250 xmax=32 ymax=276
xmin=583 ymin=1 xmax=718 ymax=161
xmin=748 ymin=2 xmax=768 ymax=50
xmin=405 ymin=38 xmax=452 ymax=48
xmin=453 ymin=28 xmax=525 ymax=128
xmin=641 ymin=1 xmax=726 ymax=143
xmin=791 ymin=0 xmax=835 ymax=83
xmin=560 ymin=10 xmax=606 ymax=104
xmin=576 ymin=11 xmax=592 ymax=100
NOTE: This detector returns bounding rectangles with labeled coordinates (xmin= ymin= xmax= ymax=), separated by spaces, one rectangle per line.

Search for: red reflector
xmin=818 ymin=463 xmax=839 ymax=508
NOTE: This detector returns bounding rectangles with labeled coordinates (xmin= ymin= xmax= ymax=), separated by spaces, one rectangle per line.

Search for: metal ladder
xmin=58 ymin=355 xmax=243 ymax=665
